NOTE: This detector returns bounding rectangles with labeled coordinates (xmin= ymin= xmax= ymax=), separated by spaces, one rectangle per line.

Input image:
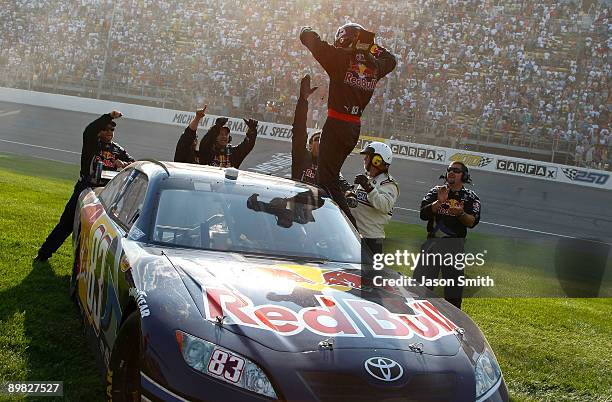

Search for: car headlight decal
xmin=176 ymin=330 xmax=278 ymax=399
xmin=475 ymin=348 xmax=502 ymax=400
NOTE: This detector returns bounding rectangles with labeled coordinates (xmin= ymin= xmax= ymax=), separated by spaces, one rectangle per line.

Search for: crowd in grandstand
xmin=0 ymin=0 xmax=609 ymax=168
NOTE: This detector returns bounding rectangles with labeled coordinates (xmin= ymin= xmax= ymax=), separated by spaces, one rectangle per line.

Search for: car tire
xmin=107 ymin=312 xmax=141 ymax=402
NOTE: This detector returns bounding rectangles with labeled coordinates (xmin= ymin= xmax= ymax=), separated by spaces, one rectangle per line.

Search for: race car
xmin=71 ymin=160 xmax=508 ymax=402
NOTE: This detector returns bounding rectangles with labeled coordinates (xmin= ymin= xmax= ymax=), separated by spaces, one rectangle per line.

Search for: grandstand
xmin=1 ymin=0 xmax=609 ymax=169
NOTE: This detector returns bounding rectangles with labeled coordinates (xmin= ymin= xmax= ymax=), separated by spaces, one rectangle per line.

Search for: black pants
xmin=361 ymin=238 xmax=384 ymax=293
xmin=317 ymin=117 xmax=360 ymax=228
xmin=37 ymin=180 xmax=88 ymax=260
xmin=363 ymin=238 xmax=384 ymax=256
xmin=412 ymin=238 xmax=465 ymax=309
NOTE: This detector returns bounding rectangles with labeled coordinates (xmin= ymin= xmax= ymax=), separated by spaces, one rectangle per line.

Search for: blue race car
xmin=72 ymin=161 xmax=508 ymax=402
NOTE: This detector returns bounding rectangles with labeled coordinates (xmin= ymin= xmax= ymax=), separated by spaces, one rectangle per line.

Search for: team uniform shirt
xmin=352 ymin=173 xmax=400 ymax=238
xmin=198 ymin=125 xmax=257 ymax=168
xmin=300 ymin=29 xmax=396 ymax=122
xmin=80 ymin=113 xmax=134 ymax=183
xmin=89 ymin=142 xmax=133 ymax=181
xmin=210 ymin=146 xmax=232 ymax=168
xmin=291 ymin=94 xmax=319 ymax=184
xmin=420 ymin=186 xmax=481 ymax=238
xmin=300 ymin=162 xmax=317 ymax=184
xmin=174 ymin=126 xmax=199 ymax=164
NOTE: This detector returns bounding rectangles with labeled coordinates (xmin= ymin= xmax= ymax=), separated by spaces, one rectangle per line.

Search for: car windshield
xmin=152 ymin=180 xmax=362 ymax=263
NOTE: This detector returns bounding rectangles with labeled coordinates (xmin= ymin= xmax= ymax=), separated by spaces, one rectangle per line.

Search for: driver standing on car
xmin=35 ymin=110 xmax=134 ymax=263
xmin=300 ymin=23 xmax=397 ymax=227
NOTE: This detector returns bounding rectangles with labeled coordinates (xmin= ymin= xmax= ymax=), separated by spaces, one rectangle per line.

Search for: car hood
xmin=145 ymin=247 xmax=467 ymax=356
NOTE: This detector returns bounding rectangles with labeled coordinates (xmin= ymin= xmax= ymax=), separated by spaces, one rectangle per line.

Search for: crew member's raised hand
xmin=243 ymin=118 xmax=259 ymax=135
xmin=300 ymin=74 xmax=318 ymax=99
xmin=196 ymin=105 xmax=208 ymax=119
xmin=110 ymin=110 xmax=123 ymax=119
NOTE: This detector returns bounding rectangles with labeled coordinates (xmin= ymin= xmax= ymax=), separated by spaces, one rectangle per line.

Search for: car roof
xmin=133 ymin=160 xmax=320 ymax=193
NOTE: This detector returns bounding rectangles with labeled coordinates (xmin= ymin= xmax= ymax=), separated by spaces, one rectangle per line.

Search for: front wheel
xmin=107 ymin=313 xmax=141 ymax=402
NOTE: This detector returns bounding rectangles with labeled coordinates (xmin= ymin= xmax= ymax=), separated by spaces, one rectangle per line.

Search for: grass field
xmin=0 ymin=153 xmax=610 ymax=401
xmin=385 ymin=223 xmax=612 ymax=298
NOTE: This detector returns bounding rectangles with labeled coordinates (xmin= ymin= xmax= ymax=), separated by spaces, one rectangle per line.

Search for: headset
xmin=371 ymin=154 xmax=384 ymax=168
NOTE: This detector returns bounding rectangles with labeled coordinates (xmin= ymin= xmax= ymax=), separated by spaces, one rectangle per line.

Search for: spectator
xmin=585 ymin=145 xmax=595 ymax=168
xmin=575 ymin=143 xmax=585 ymax=167
xmin=1 ymin=0 xmax=609 ymax=170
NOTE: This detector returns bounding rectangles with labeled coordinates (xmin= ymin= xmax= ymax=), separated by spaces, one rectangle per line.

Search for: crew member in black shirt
xmin=412 ymin=161 xmax=481 ymax=309
xmin=198 ymin=116 xmax=258 ymax=168
xmin=300 ymin=22 xmax=396 ymax=227
xmin=291 ymin=74 xmax=319 ymax=184
xmin=35 ymin=110 xmax=134 ymax=262
xmin=291 ymin=74 xmax=353 ymax=199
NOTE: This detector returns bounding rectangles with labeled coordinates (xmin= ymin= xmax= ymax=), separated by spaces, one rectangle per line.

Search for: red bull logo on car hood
xmin=173 ymin=257 xmax=461 ymax=353
xmin=203 ymin=286 xmax=458 ymax=342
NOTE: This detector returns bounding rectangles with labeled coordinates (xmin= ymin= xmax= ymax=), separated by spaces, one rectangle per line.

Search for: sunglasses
xmin=103 ymin=127 xmax=115 ymax=132
xmin=447 ymin=167 xmax=463 ymax=173
xmin=309 ymin=135 xmax=321 ymax=144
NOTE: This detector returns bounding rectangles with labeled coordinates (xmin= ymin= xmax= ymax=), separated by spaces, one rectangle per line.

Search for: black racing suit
xmin=300 ymin=29 xmax=396 ymax=227
xmin=174 ymin=126 xmax=199 ymax=164
xmin=291 ymin=94 xmax=318 ymax=185
xmin=37 ymin=114 xmax=134 ymax=260
xmin=412 ymin=186 xmax=481 ymax=309
xmin=291 ymin=93 xmax=353 ymax=194
xmin=198 ymin=125 xmax=256 ymax=168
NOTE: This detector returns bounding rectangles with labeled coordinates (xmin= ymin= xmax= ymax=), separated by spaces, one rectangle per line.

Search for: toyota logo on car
xmin=364 ymin=357 xmax=404 ymax=382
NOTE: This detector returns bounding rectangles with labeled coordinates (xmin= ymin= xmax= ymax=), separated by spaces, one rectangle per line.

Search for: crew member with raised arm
xmin=35 ymin=110 xmax=134 ymax=262
xmin=174 ymin=105 xmax=207 ymax=164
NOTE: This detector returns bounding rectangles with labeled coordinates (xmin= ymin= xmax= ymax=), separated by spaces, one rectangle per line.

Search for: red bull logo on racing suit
xmin=344 ymin=61 xmax=378 ymax=91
